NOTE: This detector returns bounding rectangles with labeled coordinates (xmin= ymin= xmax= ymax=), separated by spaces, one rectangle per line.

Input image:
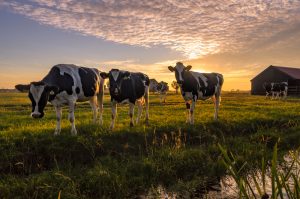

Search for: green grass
xmin=0 ymin=92 xmax=300 ymax=198
xmin=219 ymin=143 xmax=300 ymax=199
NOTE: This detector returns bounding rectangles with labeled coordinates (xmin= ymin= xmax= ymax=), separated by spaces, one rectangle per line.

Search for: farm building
xmin=251 ymin=65 xmax=300 ymax=95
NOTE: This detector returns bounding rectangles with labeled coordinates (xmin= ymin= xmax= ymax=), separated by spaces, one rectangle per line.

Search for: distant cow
xmin=15 ymin=64 xmax=105 ymax=135
xmin=263 ymin=82 xmax=288 ymax=99
xmin=168 ymin=62 xmax=224 ymax=124
xmin=100 ymin=69 xmax=150 ymax=129
xmin=149 ymin=79 xmax=159 ymax=93
xmin=156 ymin=81 xmax=169 ymax=103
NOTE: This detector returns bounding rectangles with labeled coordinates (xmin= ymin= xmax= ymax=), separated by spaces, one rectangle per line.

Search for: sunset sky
xmin=1 ymin=0 xmax=300 ymax=90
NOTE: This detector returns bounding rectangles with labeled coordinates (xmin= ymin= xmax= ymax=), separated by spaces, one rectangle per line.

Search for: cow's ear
xmin=100 ymin=72 xmax=109 ymax=79
xmin=185 ymin=65 xmax=192 ymax=71
xmin=45 ymin=85 xmax=59 ymax=95
xmin=168 ymin=66 xmax=175 ymax=72
xmin=15 ymin=84 xmax=30 ymax=92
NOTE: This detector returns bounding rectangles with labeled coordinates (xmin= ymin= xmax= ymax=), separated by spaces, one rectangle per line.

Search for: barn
xmin=251 ymin=65 xmax=300 ymax=95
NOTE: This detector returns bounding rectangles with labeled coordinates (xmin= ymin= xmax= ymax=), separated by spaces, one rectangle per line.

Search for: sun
xmin=188 ymin=52 xmax=198 ymax=59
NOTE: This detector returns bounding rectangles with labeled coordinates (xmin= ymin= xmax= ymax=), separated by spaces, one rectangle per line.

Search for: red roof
xmin=274 ymin=66 xmax=300 ymax=79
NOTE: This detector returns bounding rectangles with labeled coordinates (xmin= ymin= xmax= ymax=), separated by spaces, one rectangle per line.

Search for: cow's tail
xmin=144 ymin=74 xmax=150 ymax=125
xmin=217 ymin=73 xmax=224 ymax=87
xmin=216 ymin=73 xmax=224 ymax=105
xmin=144 ymin=75 xmax=150 ymax=87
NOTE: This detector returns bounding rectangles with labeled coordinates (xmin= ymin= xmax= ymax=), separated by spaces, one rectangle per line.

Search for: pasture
xmin=0 ymin=92 xmax=300 ymax=198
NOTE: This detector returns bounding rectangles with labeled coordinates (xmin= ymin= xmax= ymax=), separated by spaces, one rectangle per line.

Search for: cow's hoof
xmin=130 ymin=122 xmax=134 ymax=127
xmin=71 ymin=129 xmax=77 ymax=136
xmin=54 ymin=129 xmax=61 ymax=135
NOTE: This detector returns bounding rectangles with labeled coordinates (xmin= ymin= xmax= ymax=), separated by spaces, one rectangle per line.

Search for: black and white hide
xmin=156 ymin=81 xmax=169 ymax=103
xmin=149 ymin=79 xmax=159 ymax=93
xmin=264 ymin=82 xmax=288 ymax=99
xmin=100 ymin=69 xmax=150 ymax=129
xmin=168 ymin=62 xmax=224 ymax=124
xmin=15 ymin=64 xmax=105 ymax=135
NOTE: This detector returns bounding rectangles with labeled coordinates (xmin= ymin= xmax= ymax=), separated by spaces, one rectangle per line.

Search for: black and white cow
xmin=263 ymin=82 xmax=288 ymax=99
xmin=149 ymin=79 xmax=159 ymax=93
xmin=168 ymin=62 xmax=224 ymax=124
xmin=263 ymin=82 xmax=273 ymax=98
xmin=100 ymin=69 xmax=150 ymax=129
xmin=156 ymin=81 xmax=169 ymax=103
xmin=15 ymin=64 xmax=105 ymax=135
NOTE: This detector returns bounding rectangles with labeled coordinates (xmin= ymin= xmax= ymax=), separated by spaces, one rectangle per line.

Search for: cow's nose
xmin=31 ymin=113 xmax=41 ymax=118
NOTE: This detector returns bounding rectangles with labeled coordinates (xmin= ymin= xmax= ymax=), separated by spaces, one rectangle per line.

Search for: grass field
xmin=0 ymin=92 xmax=300 ymax=198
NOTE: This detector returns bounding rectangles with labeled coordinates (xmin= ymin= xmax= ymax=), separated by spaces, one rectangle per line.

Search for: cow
xmin=168 ymin=62 xmax=224 ymax=124
xmin=149 ymin=79 xmax=159 ymax=93
xmin=156 ymin=81 xmax=169 ymax=103
xmin=100 ymin=69 xmax=150 ymax=130
xmin=15 ymin=64 xmax=105 ymax=135
xmin=263 ymin=82 xmax=273 ymax=98
xmin=263 ymin=82 xmax=288 ymax=99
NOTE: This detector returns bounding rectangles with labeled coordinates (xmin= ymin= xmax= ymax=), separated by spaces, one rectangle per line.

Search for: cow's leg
xmin=129 ymin=102 xmax=135 ymax=127
xmin=283 ymin=90 xmax=287 ymax=99
xmin=89 ymin=96 xmax=97 ymax=123
xmin=265 ymin=92 xmax=269 ymax=99
xmin=214 ymin=94 xmax=221 ymax=120
xmin=276 ymin=92 xmax=280 ymax=99
xmin=54 ymin=106 xmax=62 ymax=135
xmin=145 ymin=86 xmax=149 ymax=125
xmin=185 ymin=102 xmax=190 ymax=123
xmin=190 ymin=100 xmax=196 ymax=124
xmin=110 ymin=101 xmax=117 ymax=130
xmin=68 ymin=101 xmax=77 ymax=135
xmin=97 ymin=82 xmax=104 ymax=125
xmin=136 ymin=99 xmax=143 ymax=124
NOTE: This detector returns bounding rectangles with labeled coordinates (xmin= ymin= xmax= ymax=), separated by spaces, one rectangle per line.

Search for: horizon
xmin=1 ymin=1 xmax=300 ymax=90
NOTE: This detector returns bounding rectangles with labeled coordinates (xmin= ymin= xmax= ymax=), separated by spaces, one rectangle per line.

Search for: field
xmin=0 ymin=92 xmax=300 ymax=198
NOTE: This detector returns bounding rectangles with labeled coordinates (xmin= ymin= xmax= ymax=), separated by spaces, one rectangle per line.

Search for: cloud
xmin=1 ymin=0 xmax=300 ymax=59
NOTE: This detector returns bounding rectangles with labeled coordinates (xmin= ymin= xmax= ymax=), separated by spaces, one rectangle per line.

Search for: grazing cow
xmin=264 ymin=82 xmax=288 ymax=99
xmin=149 ymin=79 xmax=159 ymax=93
xmin=168 ymin=62 xmax=224 ymax=124
xmin=15 ymin=64 xmax=105 ymax=135
xmin=100 ymin=69 xmax=150 ymax=129
xmin=156 ymin=81 xmax=169 ymax=103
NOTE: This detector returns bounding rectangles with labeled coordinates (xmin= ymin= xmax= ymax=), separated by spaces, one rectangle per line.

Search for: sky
xmin=1 ymin=0 xmax=300 ymax=90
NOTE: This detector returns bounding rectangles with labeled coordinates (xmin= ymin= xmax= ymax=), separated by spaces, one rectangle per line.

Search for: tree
xmin=171 ymin=80 xmax=179 ymax=94
xmin=104 ymin=80 xmax=110 ymax=90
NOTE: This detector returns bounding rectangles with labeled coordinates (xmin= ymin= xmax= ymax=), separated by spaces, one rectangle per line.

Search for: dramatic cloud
xmin=1 ymin=0 xmax=300 ymax=58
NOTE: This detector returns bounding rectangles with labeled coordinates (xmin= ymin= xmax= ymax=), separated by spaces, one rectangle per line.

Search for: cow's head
xmin=157 ymin=81 xmax=168 ymax=91
xmin=100 ymin=69 xmax=130 ymax=97
xmin=15 ymin=82 xmax=58 ymax=118
xmin=168 ymin=62 xmax=192 ymax=85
